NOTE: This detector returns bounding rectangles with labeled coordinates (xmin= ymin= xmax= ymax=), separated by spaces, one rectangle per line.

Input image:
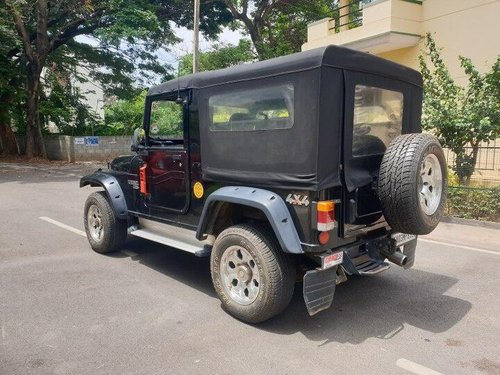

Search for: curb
xmin=442 ymin=216 xmax=500 ymax=230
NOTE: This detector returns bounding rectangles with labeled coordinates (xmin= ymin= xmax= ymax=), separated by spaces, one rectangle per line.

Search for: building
xmin=303 ymin=0 xmax=500 ymax=185
xmin=303 ymin=0 xmax=500 ymax=85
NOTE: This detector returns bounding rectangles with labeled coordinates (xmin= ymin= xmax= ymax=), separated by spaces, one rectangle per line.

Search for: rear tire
xmin=378 ymin=133 xmax=447 ymax=235
xmin=84 ymin=191 xmax=127 ymax=253
xmin=210 ymin=224 xmax=295 ymax=324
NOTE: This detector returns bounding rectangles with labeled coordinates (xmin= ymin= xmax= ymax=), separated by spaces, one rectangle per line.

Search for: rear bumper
xmin=302 ymin=234 xmax=418 ymax=315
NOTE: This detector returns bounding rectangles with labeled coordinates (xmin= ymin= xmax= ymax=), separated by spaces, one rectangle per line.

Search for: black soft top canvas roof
xmin=148 ymin=45 xmax=422 ymax=96
xmin=147 ymin=45 xmax=423 ymax=191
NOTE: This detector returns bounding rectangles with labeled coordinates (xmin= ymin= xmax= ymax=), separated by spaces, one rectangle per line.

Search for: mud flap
xmin=303 ymin=266 xmax=337 ymax=316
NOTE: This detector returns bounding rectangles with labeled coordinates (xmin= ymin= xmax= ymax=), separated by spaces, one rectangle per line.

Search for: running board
xmin=129 ymin=218 xmax=212 ymax=257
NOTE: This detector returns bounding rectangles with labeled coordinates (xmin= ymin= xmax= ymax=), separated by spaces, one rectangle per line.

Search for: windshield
xmin=149 ymin=99 xmax=183 ymax=140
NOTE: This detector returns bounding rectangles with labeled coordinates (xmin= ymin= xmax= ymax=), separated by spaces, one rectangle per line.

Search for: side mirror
xmin=131 ymin=128 xmax=145 ymax=152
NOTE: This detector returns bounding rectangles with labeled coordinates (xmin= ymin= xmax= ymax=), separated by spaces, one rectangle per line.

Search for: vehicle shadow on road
xmin=117 ymin=238 xmax=216 ymax=298
xmin=115 ymin=239 xmax=471 ymax=345
xmin=258 ymin=268 xmax=472 ymax=345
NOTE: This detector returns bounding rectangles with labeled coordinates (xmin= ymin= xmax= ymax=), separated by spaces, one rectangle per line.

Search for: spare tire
xmin=377 ymin=133 xmax=447 ymax=235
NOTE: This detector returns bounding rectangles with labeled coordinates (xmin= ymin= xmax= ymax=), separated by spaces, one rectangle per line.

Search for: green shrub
xmin=446 ymin=186 xmax=500 ymax=222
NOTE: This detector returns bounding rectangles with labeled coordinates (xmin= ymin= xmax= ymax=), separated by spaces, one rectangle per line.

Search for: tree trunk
xmin=0 ymin=93 xmax=19 ymax=156
xmin=465 ymin=143 xmax=481 ymax=186
xmin=24 ymin=63 xmax=46 ymax=158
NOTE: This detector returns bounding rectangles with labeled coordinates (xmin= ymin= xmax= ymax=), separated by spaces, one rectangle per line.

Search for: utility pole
xmin=193 ymin=0 xmax=200 ymax=73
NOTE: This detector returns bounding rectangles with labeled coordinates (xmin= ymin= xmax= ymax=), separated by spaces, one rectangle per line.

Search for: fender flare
xmin=196 ymin=186 xmax=303 ymax=254
xmin=80 ymin=172 xmax=128 ymax=220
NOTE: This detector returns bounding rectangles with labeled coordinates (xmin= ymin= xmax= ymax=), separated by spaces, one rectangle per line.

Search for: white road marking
xmin=39 ymin=217 xmax=86 ymax=237
xmin=122 ymin=250 xmax=138 ymax=257
xmin=396 ymin=358 xmax=444 ymax=375
xmin=419 ymin=238 xmax=500 ymax=256
xmin=39 ymin=217 xmax=140 ymax=257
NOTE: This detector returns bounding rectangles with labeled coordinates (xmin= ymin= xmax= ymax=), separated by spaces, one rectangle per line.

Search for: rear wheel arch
xmin=196 ymin=186 xmax=303 ymax=254
xmin=207 ymin=202 xmax=267 ymax=235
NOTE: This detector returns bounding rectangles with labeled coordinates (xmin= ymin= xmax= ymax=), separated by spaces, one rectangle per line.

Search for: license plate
xmin=322 ymin=251 xmax=343 ymax=269
xmin=391 ymin=232 xmax=417 ymax=247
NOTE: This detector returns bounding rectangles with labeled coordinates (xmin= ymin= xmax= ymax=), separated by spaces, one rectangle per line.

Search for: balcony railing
xmin=304 ymin=0 xmax=423 ymax=54
xmin=330 ymin=0 xmax=374 ymax=33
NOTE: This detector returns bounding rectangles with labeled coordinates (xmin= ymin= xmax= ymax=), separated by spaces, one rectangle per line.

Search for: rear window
xmin=352 ymin=85 xmax=403 ymax=157
xmin=209 ymin=84 xmax=294 ymax=131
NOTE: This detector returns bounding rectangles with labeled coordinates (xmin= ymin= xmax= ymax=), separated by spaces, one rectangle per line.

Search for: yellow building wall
xmin=378 ymin=0 xmax=500 ymax=85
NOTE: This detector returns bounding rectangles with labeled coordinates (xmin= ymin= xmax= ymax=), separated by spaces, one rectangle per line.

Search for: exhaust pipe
xmin=384 ymin=251 xmax=408 ymax=267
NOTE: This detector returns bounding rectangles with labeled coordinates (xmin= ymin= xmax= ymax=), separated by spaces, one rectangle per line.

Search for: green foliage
xmin=446 ymin=187 xmax=500 ymax=222
xmin=150 ymin=100 xmax=183 ymax=138
xmin=221 ymin=0 xmax=334 ymax=60
xmin=259 ymin=0 xmax=333 ymax=59
xmin=179 ymin=40 xmax=254 ymax=75
xmin=103 ymin=91 xmax=147 ymax=135
xmin=0 ymin=0 xmax=234 ymax=151
xmin=419 ymin=33 xmax=500 ymax=185
xmin=103 ymin=92 xmax=184 ymax=137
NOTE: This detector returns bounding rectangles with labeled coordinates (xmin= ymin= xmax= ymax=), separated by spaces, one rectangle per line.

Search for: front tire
xmin=210 ymin=224 xmax=295 ymax=324
xmin=84 ymin=191 xmax=127 ymax=253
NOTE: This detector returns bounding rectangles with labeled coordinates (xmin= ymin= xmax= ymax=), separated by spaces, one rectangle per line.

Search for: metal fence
xmin=444 ymin=140 xmax=500 ymax=187
xmin=443 ymin=141 xmax=500 ymax=222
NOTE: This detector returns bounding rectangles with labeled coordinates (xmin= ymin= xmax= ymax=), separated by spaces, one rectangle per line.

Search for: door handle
xmin=172 ymin=155 xmax=182 ymax=161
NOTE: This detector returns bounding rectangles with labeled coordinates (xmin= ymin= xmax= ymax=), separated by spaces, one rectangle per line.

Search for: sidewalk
xmin=422 ymin=221 xmax=499 ymax=252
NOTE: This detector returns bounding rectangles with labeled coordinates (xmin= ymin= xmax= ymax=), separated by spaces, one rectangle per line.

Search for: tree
xmin=218 ymin=0 xmax=333 ymax=60
xmin=179 ymin=39 xmax=254 ymax=75
xmin=419 ymin=33 xmax=500 ymax=185
xmin=103 ymin=91 xmax=148 ymax=136
xmin=0 ymin=0 xmax=233 ymax=158
xmin=0 ymin=0 xmax=175 ymax=157
xmin=0 ymin=6 xmax=23 ymax=155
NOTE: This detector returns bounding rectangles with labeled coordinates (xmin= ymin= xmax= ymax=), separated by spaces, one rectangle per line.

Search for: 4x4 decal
xmin=285 ymin=193 xmax=310 ymax=207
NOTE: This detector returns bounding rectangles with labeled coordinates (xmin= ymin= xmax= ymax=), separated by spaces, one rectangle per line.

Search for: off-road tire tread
xmin=378 ymin=133 xmax=447 ymax=235
xmin=84 ymin=191 xmax=127 ymax=253
xmin=211 ymin=224 xmax=295 ymax=324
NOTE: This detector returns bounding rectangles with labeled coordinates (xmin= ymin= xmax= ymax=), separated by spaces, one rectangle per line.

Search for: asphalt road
xmin=1 ymin=162 xmax=500 ymax=375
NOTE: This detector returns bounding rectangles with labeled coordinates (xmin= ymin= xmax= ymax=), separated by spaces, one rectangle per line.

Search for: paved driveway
xmin=1 ymin=162 xmax=499 ymax=375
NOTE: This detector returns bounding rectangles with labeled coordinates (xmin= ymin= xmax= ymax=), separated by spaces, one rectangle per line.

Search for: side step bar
xmin=129 ymin=218 xmax=212 ymax=257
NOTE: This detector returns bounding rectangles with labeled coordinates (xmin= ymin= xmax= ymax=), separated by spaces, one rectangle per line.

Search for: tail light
xmin=139 ymin=163 xmax=148 ymax=195
xmin=317 ymin=200 xmax=335 ymax=231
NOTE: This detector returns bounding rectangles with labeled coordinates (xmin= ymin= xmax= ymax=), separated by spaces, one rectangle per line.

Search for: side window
xmin=352 ymin=85 xmax=403 ymax=157
xmin=209 ymin=84 xmax=294 ymax=131
xmin=149 ymin=100 xmax=183 ymax=139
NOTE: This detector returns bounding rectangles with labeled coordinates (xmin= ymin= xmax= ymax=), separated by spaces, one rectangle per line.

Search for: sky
xmin=164 ymin=25 xmax=245 ymax=66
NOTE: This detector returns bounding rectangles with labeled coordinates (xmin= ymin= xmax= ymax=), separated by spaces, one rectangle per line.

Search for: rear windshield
xmin=208 ymin=84 xmax=294 ymax=132
xmin=352 ymin=85 xmax=403 ymax=157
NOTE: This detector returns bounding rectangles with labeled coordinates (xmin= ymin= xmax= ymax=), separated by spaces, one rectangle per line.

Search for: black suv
xmin=81 ymin=45 xmax=447 ymax=323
